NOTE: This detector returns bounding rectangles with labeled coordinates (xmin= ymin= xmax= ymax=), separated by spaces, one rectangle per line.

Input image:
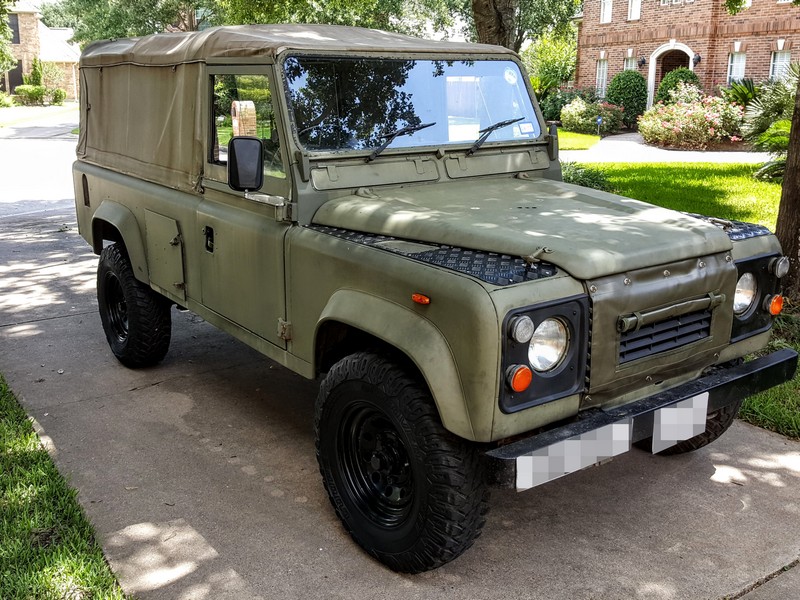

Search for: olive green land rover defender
xmin=73 ymin=25 xmax=797 ymax=572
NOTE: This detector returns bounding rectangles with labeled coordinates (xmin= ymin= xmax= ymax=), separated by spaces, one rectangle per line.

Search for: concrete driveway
xmin=0 ymin=113 xmax=798 ymax=600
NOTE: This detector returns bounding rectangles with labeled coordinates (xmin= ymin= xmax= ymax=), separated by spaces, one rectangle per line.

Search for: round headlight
xmin=733 ymin=272 xmax=758 ymax=316
xmin=771 ymin=256 xmax=790 ymax=279
xmin=528 ymin=318 xmax=569 ymax=372
xmin=509 ymin=315 xmax=535 ymax=344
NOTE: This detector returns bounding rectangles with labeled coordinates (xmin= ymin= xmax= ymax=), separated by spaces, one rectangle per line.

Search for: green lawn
xmin=558 ymin=129 xmax=601 ymax=151
xmin=585 ymin=161 xmax=796 ymax=438
xmin=0 ymin=377 xmax=126 ymax=599
xmin=597 ymin=162 xmax=781 ymax=229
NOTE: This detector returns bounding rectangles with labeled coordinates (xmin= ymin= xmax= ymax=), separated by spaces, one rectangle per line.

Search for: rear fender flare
xmin=92 ymin=201 xmax=149 ymax=282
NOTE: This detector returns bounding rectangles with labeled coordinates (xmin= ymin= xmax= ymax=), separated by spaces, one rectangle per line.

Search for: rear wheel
xmin=315 ymin=352 xmax=489 ymax=572
xmin=97 ymin=244 xmax=171 ymax=367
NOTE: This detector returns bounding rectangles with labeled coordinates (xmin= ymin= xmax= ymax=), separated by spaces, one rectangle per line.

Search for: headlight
xmin=733 ymin=272 xmax=758 ymax=316
xmin=529 ymin=318 xmax=569 ymax=372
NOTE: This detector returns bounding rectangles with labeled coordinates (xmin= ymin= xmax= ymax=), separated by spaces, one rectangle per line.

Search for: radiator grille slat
xmin=619 ymin=309 xmax=712 ymax=364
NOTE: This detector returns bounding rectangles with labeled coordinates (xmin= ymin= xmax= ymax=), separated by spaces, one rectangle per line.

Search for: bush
xmin=0 ymin=93 xmax=13 ymax=108
xmin=605 ymin=70 xmax=647 ymax=128
xmin=639 ymin=91 xmax=744 ymax=149
xmin=521 ymin=28 xmax=577 ymax=85
xmin=654 ymin=67 xmax=701 ymax=104
xmin=530 ymin=75 xmax=561 ymax=103
xmin=561 ymin=162 xmax=615 ymax=192
xmin=49 ymin=88 xmax=67 ymax=105
xmin=23 ymin=57 xmax=44 ymax=86
xmin=538 ymin=87 xmax=598 ymax=122
xmin=721 ymin=79 xmax=760 ymax=109
xmin=14 ymin=84 xmax=47 ymax=106
xmin=743 ymin=78 xmax=795 ymax=140
xmin=560 ymin=97 xmax=623 ymax=134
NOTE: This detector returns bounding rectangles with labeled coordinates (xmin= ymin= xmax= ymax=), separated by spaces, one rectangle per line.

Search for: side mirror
xmin=547 ymin=122 xmax=559 ymax=162
xmin=227 ymin=136 xmax=264 ymax=192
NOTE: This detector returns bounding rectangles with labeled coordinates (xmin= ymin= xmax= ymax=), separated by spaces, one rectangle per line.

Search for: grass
xmin=583 ymin=161 xmax=796 ymax=438
xmin=595 ymin=162 xmax=781 ymax=229
xmin=558 ymin=129 xmax=600 ymax=150
xmin=0 ymin=376 xmax=126 ymax=599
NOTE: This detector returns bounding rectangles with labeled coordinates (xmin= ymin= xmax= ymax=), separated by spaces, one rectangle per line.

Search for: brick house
xmin=1 ymin=1 xmax=80 ymax=100
xmin=575 ymin=0 xmax=800 ymax=106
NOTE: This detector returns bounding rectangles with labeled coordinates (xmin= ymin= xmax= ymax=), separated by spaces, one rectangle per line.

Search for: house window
xmin=624 ymin=57 xmax=637 ymax=70
xmin=628 ymin=0 xmax=641 ymax=19
xmin=600 ymin=0 xmax=613 ymax=23
xmin=596 ymin=60 xmax=609 ymax=97
xmin=771 ymin=50 xmax=791 ymax=79
xmin=9 ymin=14 xmax=20 ymax=44
xmin=727 ymin=53 xmax=746 ymax=83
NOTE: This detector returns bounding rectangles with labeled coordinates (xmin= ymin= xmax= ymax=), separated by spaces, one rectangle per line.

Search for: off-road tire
xmin=315 ymin=352 xmax=489 ymax=573
xmin=97 ymin=244 xmax=171 ymax=368
xmin=635 ymin=398 xmax=743 ymax=455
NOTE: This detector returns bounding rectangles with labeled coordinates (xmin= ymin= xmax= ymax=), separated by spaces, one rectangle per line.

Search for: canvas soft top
xmin=80 ymin=24 xmax=513 ymax=68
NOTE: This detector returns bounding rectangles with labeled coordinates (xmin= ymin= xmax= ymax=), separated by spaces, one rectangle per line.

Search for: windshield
xmin=283 ymin=56 xmax=540 ymax=153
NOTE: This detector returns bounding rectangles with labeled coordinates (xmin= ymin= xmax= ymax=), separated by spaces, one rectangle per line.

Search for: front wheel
xmin=315 ymin=352 xmax=489 ymax=572
xmin=97 ymin=244 xmax=171 ymax=368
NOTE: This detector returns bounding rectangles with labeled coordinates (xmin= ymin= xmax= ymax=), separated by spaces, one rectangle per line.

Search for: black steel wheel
xmin=315 ymin=352 xmax=489 ymax=573
xmin=635 ymin=398 xmax=743 ymax=455
xmin=97 ymin=244 xmax=171 ymax=368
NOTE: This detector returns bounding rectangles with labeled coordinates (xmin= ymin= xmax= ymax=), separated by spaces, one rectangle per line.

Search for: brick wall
xmin=10 ymin=11 xmax=40 ymax=77
xmin=576 ymin=0 xmax=800 ymax=103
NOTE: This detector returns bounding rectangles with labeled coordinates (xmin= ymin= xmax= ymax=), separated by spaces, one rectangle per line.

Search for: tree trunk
xmin=775 ymin=78 xmax=800 ymax=301
xmin=471 ymin=0 xmax=519 ymax=50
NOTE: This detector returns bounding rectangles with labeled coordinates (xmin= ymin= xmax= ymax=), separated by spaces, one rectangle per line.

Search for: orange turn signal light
xmin=412 ymin=293 xmax=431 ymax=305
xmin=507 ymin=365 xmax=533 ymax=393
xmin=767 ymin=294 xmax=784 ymax=316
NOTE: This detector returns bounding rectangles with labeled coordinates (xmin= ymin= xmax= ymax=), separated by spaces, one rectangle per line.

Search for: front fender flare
xmin=92 ymin=201 xmax=149 ymax=282
xmin=317 ymin=289 xmax=475 ymax=440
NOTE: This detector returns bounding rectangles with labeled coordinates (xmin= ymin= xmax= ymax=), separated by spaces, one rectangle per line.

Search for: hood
xmin=312 ymin=178 xmax=733 ymax=280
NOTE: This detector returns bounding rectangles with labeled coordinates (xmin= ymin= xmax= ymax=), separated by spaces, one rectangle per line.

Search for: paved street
xmin=0 ymin=111 xmax=798 ymax=600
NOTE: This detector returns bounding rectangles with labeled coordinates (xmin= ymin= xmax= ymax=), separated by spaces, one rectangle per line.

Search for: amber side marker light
xmin=767 ymin=294 xmax=784 ymax=316
xmin=412 ymin=293 xmax=431 ymax=305
xmin=507 ymin=365 xmax=533 ymax=393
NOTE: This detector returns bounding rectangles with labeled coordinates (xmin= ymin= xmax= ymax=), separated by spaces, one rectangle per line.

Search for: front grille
xmin=619 ymin=309 xmax=712 ymax=364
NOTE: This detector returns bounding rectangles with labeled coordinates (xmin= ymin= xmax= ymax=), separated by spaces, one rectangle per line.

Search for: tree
xmin=468 ymin=0 xmax=581 ymax=51
xmin=39 ymin=2 xmax=79 ymax=29
xmin=520 ymin=26 xmax=577 ymax=84
xmin=726 ymin=0 xmax=800 ymax=298
xmin=56 ymin=0 xmax=217 ymax=45
xmin=1 ymin=0 xmax=15 ymax=75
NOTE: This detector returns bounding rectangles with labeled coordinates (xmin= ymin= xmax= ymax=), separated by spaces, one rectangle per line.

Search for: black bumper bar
xmin=487 ymin=349 xmax=797 ymax=485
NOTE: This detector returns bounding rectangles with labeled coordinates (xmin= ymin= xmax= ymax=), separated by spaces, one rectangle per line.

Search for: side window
xmin=210 ymin=74 xmax=285 ymax=179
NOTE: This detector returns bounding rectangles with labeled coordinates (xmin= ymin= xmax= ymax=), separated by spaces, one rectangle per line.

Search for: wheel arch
xmin=92 ymin=201 xmax=149 ymax=283
xmin=314 ymin=290 xmax=475 ymax=441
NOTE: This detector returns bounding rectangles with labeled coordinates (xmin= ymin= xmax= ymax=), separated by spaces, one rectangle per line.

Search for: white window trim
xmin=600 ymin=0 xmax=613 ymax=23
xmin=727 ymin=52 xmax=746 ymax=84
xmin=596 ymin=60 xmax=609 ymax=97
xmin=771 ymin=50 xmax=791 ymax=79
xmin=628 ymin=0 xmax=641 ymax=20
xmin=624 ymin=57 xmax=637 ymax=70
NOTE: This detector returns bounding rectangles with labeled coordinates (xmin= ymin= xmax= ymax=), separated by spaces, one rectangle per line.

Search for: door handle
xmin=202 ymin=226 xmax=214 ymax=252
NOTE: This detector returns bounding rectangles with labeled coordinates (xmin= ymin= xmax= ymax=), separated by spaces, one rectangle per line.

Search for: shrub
xmin=743 ymin=78 xmax=795 ymax=140
xmin=23 ymin=57 xmax=44 ymax=86
xmin=49 ymin=88 xmax=67 ymax=105
xmin=521 ymin=28 xmax=578 ymax=86
xmin=561 ymin=162 xmax=615 ymax=192
xmin=668 ymin=81 xmax=704 ymax=104
xmin=752 ymin=119 xmax=790 ymax=181
xmin=605 ymin=70 xmax=647 ymax=128
xmin=560 ymin=97 xmax=623 ymax=134
xmin=530 ymin=75 xmax=561 ymax=103
xmin=654 ymin=67 xmax=701 ymax=104
xmin=0 ymin=92 xmax=13 ymax=108
xmin=14 ymin=84 xmax=47 ymax=105
xmin=638 ymin=92 xmax=744 ymax=149
xmin=721 ymin=79 xmax=760 ymax=109
xmin=539 ymin=87 xmax=598 ymax=122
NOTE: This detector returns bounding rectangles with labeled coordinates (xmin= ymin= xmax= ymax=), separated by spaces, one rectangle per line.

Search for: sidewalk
xmin=561 ymin=131 xmax=771 ymax=164
xmin=0 ymin=103 xmax=79 ymax=139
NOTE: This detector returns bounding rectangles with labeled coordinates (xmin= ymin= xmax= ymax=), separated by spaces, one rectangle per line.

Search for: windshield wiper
xmin=366 ymin=122 xmax=436 ymax=162
xmin=467 ymin=117 xmax=525 ymax=156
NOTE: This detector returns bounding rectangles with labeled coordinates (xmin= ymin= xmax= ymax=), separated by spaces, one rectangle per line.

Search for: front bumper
xmin=487 ymin=348 xmax=798 ymax=490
